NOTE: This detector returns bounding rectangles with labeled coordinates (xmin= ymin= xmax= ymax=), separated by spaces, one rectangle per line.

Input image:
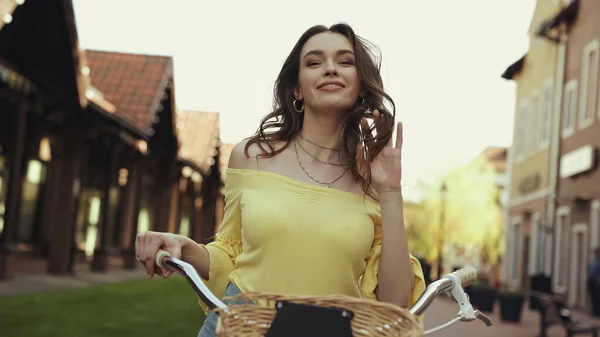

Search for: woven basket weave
xmin=214 ymin=292 xmax=423 ymax=337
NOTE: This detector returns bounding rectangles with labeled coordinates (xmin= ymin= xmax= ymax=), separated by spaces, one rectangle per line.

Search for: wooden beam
xmin=91 ymin=140 xmax=120 ymax=272
xmin=123 ymin=154 xmax=144 ymax=269
xmin=46 ymin=126 xmax=85 ymax=275
xmin=0 ymin=100 xmax=28 ymax=279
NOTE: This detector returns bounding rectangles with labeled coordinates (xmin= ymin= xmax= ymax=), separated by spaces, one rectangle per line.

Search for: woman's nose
xmin=324 ymin=60 xmax=338 ymax=76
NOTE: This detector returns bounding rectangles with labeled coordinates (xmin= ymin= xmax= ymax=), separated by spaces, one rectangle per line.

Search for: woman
xmin=135 ymin=23 xmax=425 ymax=336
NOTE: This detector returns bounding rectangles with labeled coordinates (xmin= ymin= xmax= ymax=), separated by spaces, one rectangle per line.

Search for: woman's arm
xmin=181 ymin=139 xmax=253 ymax=280
xmin=376 ymin=189 xmax=414 ymax=308
xmin=180 ymin=236 xmax=211 ymax=279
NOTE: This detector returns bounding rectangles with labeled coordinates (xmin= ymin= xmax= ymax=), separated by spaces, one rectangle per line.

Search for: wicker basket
xmin=214 ymin=292 xmax=423 ymax=337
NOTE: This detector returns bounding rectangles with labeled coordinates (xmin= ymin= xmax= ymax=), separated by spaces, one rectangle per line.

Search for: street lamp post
xmin=437 ymin=182 xmax=447 ymax=279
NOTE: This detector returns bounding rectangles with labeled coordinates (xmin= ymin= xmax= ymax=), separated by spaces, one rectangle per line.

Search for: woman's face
xmin=296 ymin=32 xmax=361 ymax=115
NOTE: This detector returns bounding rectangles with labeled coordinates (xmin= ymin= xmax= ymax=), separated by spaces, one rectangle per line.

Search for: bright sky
xmin=72 ymin=0 xmax=536 ymax=200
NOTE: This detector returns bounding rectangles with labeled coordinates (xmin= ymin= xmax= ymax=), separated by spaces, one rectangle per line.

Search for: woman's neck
xmin=298 ymin=109 xmax=345 ymax=163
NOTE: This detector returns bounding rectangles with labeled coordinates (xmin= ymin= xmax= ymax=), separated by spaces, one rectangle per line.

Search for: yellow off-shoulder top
xmin=199 ymin=168 xmax=425 ymax=314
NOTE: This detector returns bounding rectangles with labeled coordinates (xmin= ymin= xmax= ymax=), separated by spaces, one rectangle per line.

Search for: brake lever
xmin=474 ymin=310 xmax=493 ymax=327
xmin=458 ymin=309 xmax=493 ymax=327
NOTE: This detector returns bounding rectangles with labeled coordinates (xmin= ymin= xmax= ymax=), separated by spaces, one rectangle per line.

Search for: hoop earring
xmin=293 ymin=99 xmax=304 ymax=113
xmin=356 ymin=97 xmax=372 ymax=114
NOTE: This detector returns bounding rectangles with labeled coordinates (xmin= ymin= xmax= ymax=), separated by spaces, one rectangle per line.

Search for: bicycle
xmin=155 ymin=249 xmax=493 ymax=336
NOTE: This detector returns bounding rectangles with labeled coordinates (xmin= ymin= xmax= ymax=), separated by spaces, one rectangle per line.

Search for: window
xmin=17 ymin=160 xmax=47 ymax=243
xmin=539 ymin=83 xmax=553 ymax=148
xmin=562 ymin=81 xmax=578 ymax=138
xmin=579 ymin=40 xmax=599 ymax=129
xmin=558 ymin=213 xmax=570 ymax=288
xmin=516 ymin=103 xmax=527 ymax=160
xmin=535 ymin=217 xmax=545 ymax=273
xmin=529 ymin=94 xmax=540 ymax=154
xmin=544 ymin=230 xmax=553 ymax=276
xmin=529 ymin=214 xmax=545 ymax=275
xmin=592 ymin=200 xmax=600 ymax=256
xmin=554 ymin=207 xmax=571 ymax=293
xmin=536 ymin=228 xmax=544 ymax=272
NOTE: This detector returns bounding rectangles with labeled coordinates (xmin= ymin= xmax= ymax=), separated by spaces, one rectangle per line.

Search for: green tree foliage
xmin=404 ymin=202 xmax=434 ymax=260
xmin=405 ymin=155 xmax=505 ymax=266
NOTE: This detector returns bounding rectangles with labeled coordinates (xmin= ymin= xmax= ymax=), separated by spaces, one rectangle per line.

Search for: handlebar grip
xmin=451 ymin=265 xmax=478 ymax=286
xmin=155 ymin=249 xmax=172 ymax=269
xmin=152 ymin=248 xmax=228 ymax=311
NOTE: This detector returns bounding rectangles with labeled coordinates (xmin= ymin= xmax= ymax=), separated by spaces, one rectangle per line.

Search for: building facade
xmin=176 ymin=110 xmax=223 ymax=245
xmin=502 ymin=0 xmax=600 ymax=311
xmin=545 ymin=0 xmax=600 ymax=309
xmin=501 ymin=0 xmax=565 ymax=292
xmin=0 ymin=0 xmax=224 ymax=280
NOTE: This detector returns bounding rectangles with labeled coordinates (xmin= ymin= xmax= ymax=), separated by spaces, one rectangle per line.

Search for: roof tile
xmin=176 ymin=110 xmax=220 ymax=174
xmin=85 ymin=49 xmax=172 ymax=134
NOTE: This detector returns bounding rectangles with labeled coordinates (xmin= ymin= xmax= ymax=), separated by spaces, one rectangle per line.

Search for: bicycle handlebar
xmin=155 ymin=249 xmax=228 ymax=311
xmin=409 ymin=277 xmax=453 ymax=316
xmin=154 ymin=249 xmax=492 ymax=327
xmin=409 ymin=266 xmax=492 ymax=326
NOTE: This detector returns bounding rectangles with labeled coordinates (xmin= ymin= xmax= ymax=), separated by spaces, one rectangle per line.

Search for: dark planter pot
xmin=465 ymin=285 xmax=473 ymax=299
xmin=499 ymin=293 xmax=525 ymax=323
xmin=529 ymin=274 xmax=552 ymax=311
xmin=529 ymin=292 xmax=540 ymax=310
xmin=470 ymin=286 xmax=497 ymax=313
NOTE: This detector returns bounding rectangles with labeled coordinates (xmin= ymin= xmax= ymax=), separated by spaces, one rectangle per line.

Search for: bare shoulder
xmin=228 ymin=137 xmax=287 ymax=170
xmin=227 ymin=139 xmax=254 ymax=170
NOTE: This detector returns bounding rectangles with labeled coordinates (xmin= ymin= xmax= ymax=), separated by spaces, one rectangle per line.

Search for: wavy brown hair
xmin=244 ymin=23 xmax=396 ymax=200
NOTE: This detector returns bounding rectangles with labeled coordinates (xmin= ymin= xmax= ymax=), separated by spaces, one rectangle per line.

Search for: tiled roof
xmin=219 ymin=143 xmax=235 ymax=182
xmin=501 ymin=54 xmax=525 ymax=80
xmin=176 ymin=110 xmax=220 ymax=174
xmin=480 ymin=146 xmax=507 ymax=173
xmin=481 ymin=146 xmax=507 ymax=161
xmin=84 ymin=49 xmax=173 ymax=134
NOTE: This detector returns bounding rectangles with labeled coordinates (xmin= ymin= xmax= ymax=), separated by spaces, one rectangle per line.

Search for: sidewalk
xmin=425 ymin=297 xmax=600 ymax=337
xmin=3 ymin=268 xmax=600 ymax=337
xmin=0 ymin=267 xmax=147 ymax=296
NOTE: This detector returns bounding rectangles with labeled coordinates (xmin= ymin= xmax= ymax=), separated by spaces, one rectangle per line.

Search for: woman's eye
xmin=306 ymin=59 xmax=354 ymax=67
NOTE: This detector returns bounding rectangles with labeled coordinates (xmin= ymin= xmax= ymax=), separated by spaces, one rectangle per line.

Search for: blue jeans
xmin=197 ymin=282 xmax=244 ymax=337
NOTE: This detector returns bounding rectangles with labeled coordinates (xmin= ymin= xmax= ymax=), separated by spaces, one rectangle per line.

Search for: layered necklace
xmin=293 ymin=133 xmax=349 ymax=188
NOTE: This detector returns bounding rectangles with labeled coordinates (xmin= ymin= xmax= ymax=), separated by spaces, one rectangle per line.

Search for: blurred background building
xmin=0 ymin=0 xmax=232 ymax=280
xmin=502 ymin=0 xmax=600 ymax=312
xmin=8 ymin=0 xmax=596 ymax=315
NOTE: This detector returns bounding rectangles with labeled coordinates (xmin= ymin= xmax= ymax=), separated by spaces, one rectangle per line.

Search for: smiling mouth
xmin=318 ymin=83 xmax=345 ymax=90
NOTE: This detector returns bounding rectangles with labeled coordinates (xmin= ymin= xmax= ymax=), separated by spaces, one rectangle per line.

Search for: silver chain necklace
xmin=293 ymin=139 xmax=348 ymax=188
xmin=297 ymin=133 xmax=342 ymax=152
xmin=295 ymin=137 xmax=344 ymax=167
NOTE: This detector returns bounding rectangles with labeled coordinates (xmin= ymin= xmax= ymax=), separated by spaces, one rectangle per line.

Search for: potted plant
xmin=467 ymin=281 xmax=497 ymax=313
xmin=498 ymin=290 xmax=526 ymax=323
